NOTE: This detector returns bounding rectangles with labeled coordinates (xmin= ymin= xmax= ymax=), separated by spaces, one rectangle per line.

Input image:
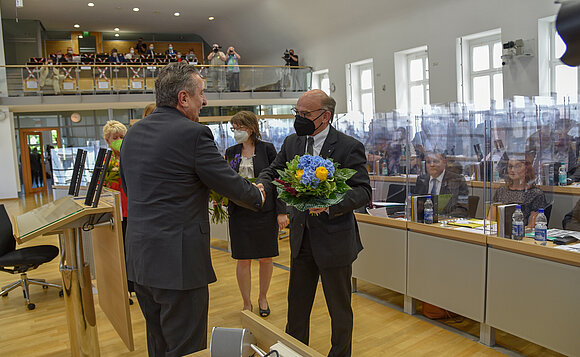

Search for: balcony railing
xmin=0 ymin=64 xmax=312 ymax=97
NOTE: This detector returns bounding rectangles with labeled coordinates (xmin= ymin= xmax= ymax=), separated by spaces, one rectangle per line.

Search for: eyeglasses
xmin=230 ymin=126 xmax=246 ymax=132
xmin=508 ymin=163 xmax=524 ymax=170
xmin=291 ymin=107 xmax=326 ymax=117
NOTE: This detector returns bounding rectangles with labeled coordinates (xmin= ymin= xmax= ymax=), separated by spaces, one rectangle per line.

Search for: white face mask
xmin=234 ymin=129 xmax=250 ymax=144
xmin=130 ymin=49 xmax=134 ymax=54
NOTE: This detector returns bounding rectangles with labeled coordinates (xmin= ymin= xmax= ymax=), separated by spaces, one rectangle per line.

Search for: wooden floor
xmin=0 ymin=192 xmax=565 ymax=356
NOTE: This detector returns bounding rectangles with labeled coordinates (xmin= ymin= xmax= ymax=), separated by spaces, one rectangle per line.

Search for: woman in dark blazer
xmin=225 ymin=111 xmax=288 ymax=317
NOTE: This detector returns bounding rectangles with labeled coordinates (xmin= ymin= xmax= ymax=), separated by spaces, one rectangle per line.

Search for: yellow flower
xmin=295 ymin=169 xmax=304 ymax=180
xmin=315 ymin=166 xmax=328 ymax=181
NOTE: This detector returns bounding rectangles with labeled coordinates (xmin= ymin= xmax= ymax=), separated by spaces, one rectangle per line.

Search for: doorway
xmin=19 ymin=128 xmax=61 ymax=194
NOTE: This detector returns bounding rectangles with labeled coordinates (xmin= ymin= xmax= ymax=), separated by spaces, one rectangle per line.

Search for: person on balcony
xmin=165 ymin=44 xmax=176 ymax=55
xmin=108 ymin=48 xmax=126 ymax=63
xmin=226 ymin=46 xmax=241 ymax=92
xmin=39 ymin=58 xmax=64 ymax=94
xmin=207 ymin=43 xmax=226 ymax=92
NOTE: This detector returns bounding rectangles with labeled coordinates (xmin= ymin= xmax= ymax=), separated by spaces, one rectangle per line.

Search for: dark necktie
xmin=430 ymin=178 xmax=438 ymax=195
xmin=307 ymin=137 xmax=314 ymax=155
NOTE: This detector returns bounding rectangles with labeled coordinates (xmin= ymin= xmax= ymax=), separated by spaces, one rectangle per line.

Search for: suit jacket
xmin=225 ymin=140 xmax=286 ymax=216
xmin=414 ymin=170 xmax=469 ymax=217
xmin=257 ymin=126 xmax=371 ymax=269
xmin=120 ymin=106 xmax=262 ymax=290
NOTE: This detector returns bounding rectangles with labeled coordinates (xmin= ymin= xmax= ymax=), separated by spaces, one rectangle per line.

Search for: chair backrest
xmin=0 ymin=205 xmax=16 ymax=257
xmin=544 ymin=203 xmax=553 ymax=225
xmin=467 ymin=195 xmax=480 ymax=218
xmin=386 ymin=184 xmax=406 ymax=203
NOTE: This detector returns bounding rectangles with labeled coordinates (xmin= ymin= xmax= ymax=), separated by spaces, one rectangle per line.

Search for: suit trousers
xmin=285 ymin=228 xmax=353 ymax=357
xmin=134 ymin=283 xmax=209 ymax=357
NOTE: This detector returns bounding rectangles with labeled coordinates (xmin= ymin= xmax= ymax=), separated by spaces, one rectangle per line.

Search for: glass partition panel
xmin=259 ymin=117 xmax=294 ymax=151
xmin=488 ymin=97 xmax=580 ymax=248
xmin=409 ymin=107 xmax=470 ymax=223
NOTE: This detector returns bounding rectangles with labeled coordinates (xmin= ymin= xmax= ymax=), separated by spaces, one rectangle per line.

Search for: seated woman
xmin=492 ymin=156 xmax=547 ymax=227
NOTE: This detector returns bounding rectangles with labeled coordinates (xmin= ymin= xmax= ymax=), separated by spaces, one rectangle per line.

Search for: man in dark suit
xmin=120 ymin=62 xmax=265 ymax=356
xmin=257 ymin=89 xmax=371 ymax=357
xmin=414 ymin=151 xmax=468 ymax=217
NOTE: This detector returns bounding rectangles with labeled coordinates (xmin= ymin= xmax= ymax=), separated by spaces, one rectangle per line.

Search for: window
xmin=394 ymin=46 xmax=429 ymax=114
xmin=346 ymin=59 xmax=375 ymax=118
xmin=312 ymin=69 xmax=330 ymax=95
xmin=550 ymin=24 xmax=578 ymax=104
xmin=458 ymin=30 xmax=503 ymax=109
xmin=408 ymin=51 xmax=430 ymax=114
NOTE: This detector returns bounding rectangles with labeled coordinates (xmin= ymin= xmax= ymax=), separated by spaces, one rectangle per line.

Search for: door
xmin=19 ymin=128 xmax=61 ymax=194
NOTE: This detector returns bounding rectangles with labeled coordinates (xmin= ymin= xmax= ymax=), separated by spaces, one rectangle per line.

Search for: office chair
xmin=467 ymin=196 xmax=480 ymax=218
xmin=0 ymin=204 xmax=62 ymax=310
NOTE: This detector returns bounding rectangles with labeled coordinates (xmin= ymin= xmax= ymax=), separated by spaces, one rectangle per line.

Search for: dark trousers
xmin=285 ymin=230 xmax=353 ymax=357
xmin=121 ymin=219 xmax=134 ymax=293
xmin=227 ymin=72 xmax=239 ymax=92
xmin=134 ymin=283 xmax=209 ymax=357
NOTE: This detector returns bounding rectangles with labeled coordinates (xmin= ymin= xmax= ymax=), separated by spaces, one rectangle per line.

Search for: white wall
xmin=0 ymin=110 xmax=19 ymax=199
xmin=297 ymin=0 xmax=559 ymax=113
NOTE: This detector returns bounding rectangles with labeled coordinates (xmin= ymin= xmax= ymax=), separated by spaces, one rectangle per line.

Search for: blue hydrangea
xmin=297 ymin=155 xmax=336 ymax=187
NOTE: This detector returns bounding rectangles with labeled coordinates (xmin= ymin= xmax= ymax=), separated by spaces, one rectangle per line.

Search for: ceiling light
xmin=132 ymin=7 xmax=139 ymax=12
xmin=114 ymin=27 xmax=119 ymax=31
xmin=87 ymin=2 xmax=94 ymax=6
xmin=208 ymin=16 xmax=215 ymax=21
xmin=73 ymin=24 xmax=80 ymax=28
xmin=114 ymin=33 xmax=120 ymax=37
xmin=78 ymin=35 xmax=83 ymax=39
xmin=174 ymin=12 xmax=180 ymax=16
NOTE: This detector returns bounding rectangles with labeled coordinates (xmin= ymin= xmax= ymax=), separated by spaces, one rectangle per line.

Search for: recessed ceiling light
xmin=78 ymin=35 xmax=83 ymax=39
xmin=114 ymin=33 xmax=120 ymax=37
xmin=133 ymin=7 xmax=139 ymax=12
xmin=73 ymin=24 xmax=80 ymax=28
xmin=208 ymin=16 xmax=215 ymax=20
xmin=174 ymin=12 xmax=180 ymax=16
xmin=114 ymin=27 xmax=119 ymax=31
xmin=87 ymin=2 xmax=94 ymax=6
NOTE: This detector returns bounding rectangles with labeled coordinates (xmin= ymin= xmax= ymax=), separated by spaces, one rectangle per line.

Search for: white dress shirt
xmin=429 ymin=170 xmax=446 ymax=195
xmin=305 ymin=124 xmax=330 ymax=156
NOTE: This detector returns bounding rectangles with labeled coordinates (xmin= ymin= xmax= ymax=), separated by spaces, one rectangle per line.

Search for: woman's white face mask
xmin=234 ymin=129 xmax=250 ymax=144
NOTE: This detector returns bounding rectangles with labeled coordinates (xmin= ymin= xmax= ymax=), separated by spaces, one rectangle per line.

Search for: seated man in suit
xmin=414 ymin=151 xmax=468 ymax=217
xmin=107 ymin=48 xmax=125 ymax=63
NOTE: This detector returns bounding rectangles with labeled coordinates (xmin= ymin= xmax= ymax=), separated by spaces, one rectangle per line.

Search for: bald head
xmin=296 ymin=90 xmax=336 ymax=136
xmin=299 ymin=89 xmax=336 ymax=118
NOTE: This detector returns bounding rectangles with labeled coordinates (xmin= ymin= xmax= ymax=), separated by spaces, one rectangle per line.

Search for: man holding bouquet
xmin=258 ymin=89 xmax=371 ymax=357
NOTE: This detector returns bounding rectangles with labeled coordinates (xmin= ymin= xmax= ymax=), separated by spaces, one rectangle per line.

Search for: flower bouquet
xmin=273 ymin=155 xmax=357 ymax=212
xmin=208 ymin=153 xmax=255 ymax=224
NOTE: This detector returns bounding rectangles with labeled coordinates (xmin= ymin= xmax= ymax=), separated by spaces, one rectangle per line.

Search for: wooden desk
xmin=190 ymin=311 xmax=324 ymax=356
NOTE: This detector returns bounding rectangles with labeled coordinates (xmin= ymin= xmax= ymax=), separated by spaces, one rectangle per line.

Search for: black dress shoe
xmin=258 ymin=301 xmax=270 ymax=317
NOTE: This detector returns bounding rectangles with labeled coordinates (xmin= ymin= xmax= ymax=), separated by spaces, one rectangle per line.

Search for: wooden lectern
xmin=13 ymin=191 xmax=133 ymax=356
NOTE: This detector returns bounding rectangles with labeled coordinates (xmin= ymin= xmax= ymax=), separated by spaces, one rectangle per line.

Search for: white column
xmin=0 ymin=6 xmax=8 ymax=97
xmin=0 ymin=109 xmax=19 ymax=199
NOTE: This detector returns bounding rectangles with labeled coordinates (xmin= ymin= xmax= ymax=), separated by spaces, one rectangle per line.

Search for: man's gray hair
xmin=321 ymin=95 xmax=336 ymax=120
xmin=155 ymin=62 xmax=200 ymax=107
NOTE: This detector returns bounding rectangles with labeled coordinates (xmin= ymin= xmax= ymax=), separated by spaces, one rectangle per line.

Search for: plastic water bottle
xmin=424 ymin=195 xmax=434 ymax=224
xmin=493 ymin=166 xmax=500 ymax=182
xmin=558 ymin=162 xmax=567 ymax=186
xmin=511 ymin=205 xmax=524 ymax=240
xmin=534 ymin=208 xmax=547 ymax=246
xmin=381 ymin=158 xmax=388 ymax=176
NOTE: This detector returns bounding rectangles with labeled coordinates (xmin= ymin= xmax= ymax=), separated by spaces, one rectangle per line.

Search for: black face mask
xmin=293 ymin=111 xmax=325 ymax=136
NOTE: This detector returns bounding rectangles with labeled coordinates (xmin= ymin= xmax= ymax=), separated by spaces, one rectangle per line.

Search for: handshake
xmin=253 ymin=183 xmax=266 ymax=205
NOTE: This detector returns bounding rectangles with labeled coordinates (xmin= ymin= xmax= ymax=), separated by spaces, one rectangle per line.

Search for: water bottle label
xmin=535 ymin=228 xmax=547 ymax=242
xmin=424 ymin=209 xmax=433 ymax=224
xmin=512 ymin=222 xmax=524 ymax=239
xmin=559 ymin=173 xmax=566 ymax=185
